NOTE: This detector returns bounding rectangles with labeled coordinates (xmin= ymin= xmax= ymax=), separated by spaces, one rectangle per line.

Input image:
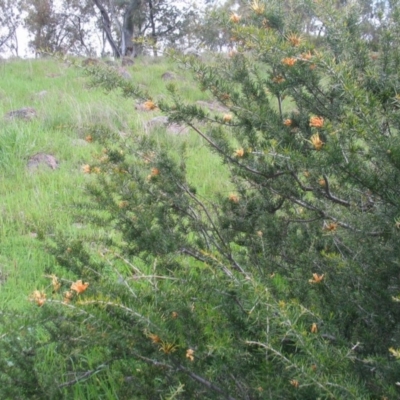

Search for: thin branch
xmin=78 ymin=300 xmax=156 ymax=327
xmin=186 ymin=121 xmax=286 ymax=180
xmin=176 ymin=181 xmax=245 ymax=274
xmin=176 ymin=364 xmax=237 ymax=400
xmin=58 ymin=363 xmax=108 ymax=388
xmin=245 ymin=341 xmax=344 ymax=399
xmin=322 ymin=175 xmax=350 ymax=207
xmin=135 ymin=354 xmax=237 ymax=400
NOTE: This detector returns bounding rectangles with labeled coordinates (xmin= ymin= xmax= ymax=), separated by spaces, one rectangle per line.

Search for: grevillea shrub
xmin=4 ymin=0 xmax=400 ymax=398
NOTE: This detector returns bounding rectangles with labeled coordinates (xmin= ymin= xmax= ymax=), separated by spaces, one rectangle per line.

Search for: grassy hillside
xmin=0 ymin=57 xmax=230 ymax=311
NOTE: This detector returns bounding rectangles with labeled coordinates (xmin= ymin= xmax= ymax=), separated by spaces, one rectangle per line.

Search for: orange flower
xmin=148 ymin=333 xmax=162 ymax=344
xmin=229 ymin=194 xmax=240 ymax=203
xmin=310 ymin=133 xmax=324 ymax=150
xmin=318 ymin=178 xmax=326 ymax=186
xmin=250 ymin=0 xmax=265 ymax=14
xmin=151 ymin=167 xmax=160 ymax=176
xmin=85 ymin=135 xmax=93 ymax=143
xmin=283 ymin=118 xmax=292 ymax=126
xmin=272 ymin=75 xmax=285 ymax=84
xmin=159 ymin=342 xmax=178 ymax=354
xmin=30 ymin=290 xmax=46 ymax=307
xmin=230 ymin=13 xmax=241 ymax=23
xmin=309 ymin=63 xmax=317 ymax=70
xmin=70 ymin=280 xmax=89 ymax=294
xmin=186 ymin=348 xmax=195 ymax=361
xmin=324 ymin=222 xmax=338 ymax=232
xmin=309 ymin=116 xmax=324 ymax=128
xmin=235 ymin=148 xmax=245 ymax=157
xmin=63 ymin=290 xmax=74 ymax=304
xmin=223 ymin=114 xmax=233 ymax=122
xmin=221 ymin=93 xmax=231 ymax=101
xmin=287 ymin=33 xmax=302 ymax=47
xmin=143 ymin=100 xmax=157 ymax=111
xmin=311 ymin=323 xmax=318 ymax=333
xmin=300 ymin=51 xmax=313 ymax=60
xmin=147 ymin=167 xmax=160 ymax=181
xmin=82 ymin=164 xmax=91 ymax=174
xmin=309 ymin=273 xmax=324 ymax=284
xmin=50 ymin=274 xmax=61 ymax=292
xmin=290 ymin=379 xmax=299 ymax=388
xmin=282 ymin=57 xmax=297 ymax=66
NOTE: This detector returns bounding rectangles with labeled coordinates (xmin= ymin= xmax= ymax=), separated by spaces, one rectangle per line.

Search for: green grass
xmin=0 ymin=57 xmax=231 ymax=313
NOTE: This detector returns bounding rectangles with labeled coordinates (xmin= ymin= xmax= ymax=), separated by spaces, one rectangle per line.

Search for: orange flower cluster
xmin=143 ymin=100 xmax=157 ymax=111
xmin=147 ymin=167 xmax=160 ymax=181
xmin=151 ymin=167 xmax=160 ymax=176
xmin=282 ymin=57 xmax=297 ymax=66
xmin=287 ymin=33 xmax=302 ymax=47
xmin=283 ymin=119 xmax=292 ymax=126
xmin=63 ymin=290 xmax=74 ymax=304
xmin=230 ymin=13 xmax=241 ymax=23
xmin=324 ymin=222 xmax=338 ymax=232
xmin=290 ymin=379 xmax=299 ymax=388
xmin=300 ymin=51 xmax=313 ymax=60
xmin=251 ymin=0 xmax=265 ymax=14
xmin=50 ymin=274 xmax=61 ymax=292
xmin=235 ymin=148 xmax=245 ymax=157
xmin=159 ymin=342 xmax=178 ymax=354
xmin=30 ymin=290 xmax=46 ymax=307
xmin=223 ymin=114 xmax=233 ymax=122
xmin=272 ymin=75 xmax=285 ymax=84
xmin=229 ymin=194 xmax=240 ymax=203
xmin=82 ymin=164 xmax=91 ymax=174
xmin=119 ymin=200 xmax=129 ymax=208
xmin=309 ymin=273 xmax=324 ymax=284
xmin=310 ymin=133 xmax=324 ymax=150
xmin=71 ymin=280 xmax=89 ymax=294
xmin=148 ymin=333 xmax=162 ymax=344
xmin=186 ymin=348 xmax=195 ymax=361
xmin=309 ymin=116 xmax=324 ymax=128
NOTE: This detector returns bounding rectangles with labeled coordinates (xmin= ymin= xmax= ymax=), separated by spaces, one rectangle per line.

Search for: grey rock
xmin=117 ymin=67 xmax=132 ymax=80
xmin=122 ymin=57 xmax=135 ymax=66
xmin=146 ymin=116 xmax=189 ymax=135
xmin=82 ymin=58 xmax=99 ymax=67
xmin=161 ymin=71 xmax=176 ymax=81
xmin=6 ymin=107 xmax=37 ymax=121
xmin=27 ymin=153 xmax=59 ymax=171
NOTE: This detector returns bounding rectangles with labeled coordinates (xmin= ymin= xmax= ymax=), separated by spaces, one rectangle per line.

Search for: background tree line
xmin=0 ymin=0 xmax=233 ymax=57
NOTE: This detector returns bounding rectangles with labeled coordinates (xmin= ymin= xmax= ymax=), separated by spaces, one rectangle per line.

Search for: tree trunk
xmin=91 ymin=0 xmax=121 ymax=57
xmin=122 ymin=0 xmax=144 ymax=57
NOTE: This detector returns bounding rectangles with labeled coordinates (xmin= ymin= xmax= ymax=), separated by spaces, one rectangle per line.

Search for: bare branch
xmin=322 ymin=175 xmax=350 ymax=207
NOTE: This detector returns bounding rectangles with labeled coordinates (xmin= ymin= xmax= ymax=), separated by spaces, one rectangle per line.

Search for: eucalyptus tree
xmin=0 ymin=0 xmax=22 ymax=55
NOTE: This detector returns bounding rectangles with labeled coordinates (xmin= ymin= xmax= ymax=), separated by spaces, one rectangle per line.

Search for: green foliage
xmin=5 ymin=0 xmax=400 ymax=398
